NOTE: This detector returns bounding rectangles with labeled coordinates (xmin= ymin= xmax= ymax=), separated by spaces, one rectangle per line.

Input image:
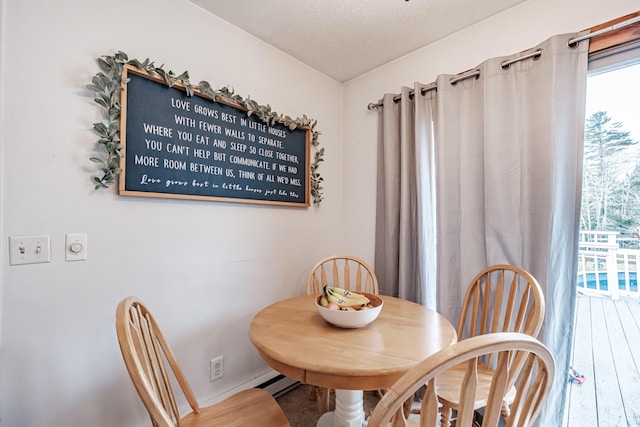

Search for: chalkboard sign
xmin=118 ymin=66 xmax=310 ymax=206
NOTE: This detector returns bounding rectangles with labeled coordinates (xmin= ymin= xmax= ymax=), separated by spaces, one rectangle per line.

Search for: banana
xmin=324 ymin=290 xmax=343 ymax=305
xmin=323 ymin=285 xmax=370 ymax=308
xmin=331 ymin=286 xmax=371 ymax=303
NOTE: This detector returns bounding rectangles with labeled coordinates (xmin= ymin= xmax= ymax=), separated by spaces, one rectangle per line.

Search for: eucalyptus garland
xmin=87 ymin=51 xmax=324 ymax=205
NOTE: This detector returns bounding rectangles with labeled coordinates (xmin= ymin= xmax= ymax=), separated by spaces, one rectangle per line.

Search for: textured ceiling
xmin=188 ymin=0 xmax=526 ymax=82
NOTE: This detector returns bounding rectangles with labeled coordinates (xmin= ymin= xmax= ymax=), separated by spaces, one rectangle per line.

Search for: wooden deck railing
xmin=577 ymin=231 xmax=640 ymax=299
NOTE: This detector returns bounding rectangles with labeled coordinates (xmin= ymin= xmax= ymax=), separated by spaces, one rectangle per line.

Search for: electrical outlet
xmin=210 ymin=356 xmax=224 ymax=382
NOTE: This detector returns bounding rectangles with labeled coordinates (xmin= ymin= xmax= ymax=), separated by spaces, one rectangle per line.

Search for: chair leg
xmin=410 ymin=385 xmax=424 ymax=415
xmin=440 ymin=405 xmax=453 ymax=427
xmin=501 ymin=402 xmax=511 ymax=422
xmin=316 ymin=386 xmax=331 ymax=414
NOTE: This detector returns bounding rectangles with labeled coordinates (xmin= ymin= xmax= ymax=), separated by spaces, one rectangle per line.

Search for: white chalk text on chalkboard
xmin=119 ymin=66 xmax=311 ymax=207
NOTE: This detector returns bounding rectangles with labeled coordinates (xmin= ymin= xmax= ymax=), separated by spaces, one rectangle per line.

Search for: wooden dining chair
xmin=306 ymin=254 xmax=379 ymax=295
xmin=434 ymin=264 xmax=545 ymax=427
xmin=115 ymin=296 xmax=291 ymax=427
xmin=367 ymin=332 xmax=555 ymax=427
xmin=305 ymin=255 xmax=380 ymax=414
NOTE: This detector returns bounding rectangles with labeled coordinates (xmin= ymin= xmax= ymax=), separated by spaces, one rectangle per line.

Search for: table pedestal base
xmin=316 ymin=389 xmax=366 ymax=427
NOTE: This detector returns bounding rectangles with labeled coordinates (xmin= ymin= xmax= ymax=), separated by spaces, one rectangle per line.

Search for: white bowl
xmin=315 ymin=293 xmax=383 ymax=328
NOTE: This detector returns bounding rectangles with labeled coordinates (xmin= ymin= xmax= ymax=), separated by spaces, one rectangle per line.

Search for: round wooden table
xmin=249 ymin=294 xmax=457 ymax=427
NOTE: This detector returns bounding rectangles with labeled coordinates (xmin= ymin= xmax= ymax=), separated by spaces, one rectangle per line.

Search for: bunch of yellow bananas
xmin=320 ymin=285 xmax=370 ymax=309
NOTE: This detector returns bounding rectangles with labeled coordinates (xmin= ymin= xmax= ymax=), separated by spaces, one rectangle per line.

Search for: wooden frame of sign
xmin=118 ymin=65 xmax=311 ymax=207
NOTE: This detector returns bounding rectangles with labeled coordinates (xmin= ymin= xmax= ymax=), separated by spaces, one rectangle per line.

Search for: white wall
xmin=2 ymin=0 xmax=638 ymax=425
xmin=0 ymin=0 xmax=343 ymax=426
xmin=342 ymin=0 xmax=639 ymax=261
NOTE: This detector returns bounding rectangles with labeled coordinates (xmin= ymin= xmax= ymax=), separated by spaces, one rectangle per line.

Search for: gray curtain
xmin=375 ymin=33 xmax=589 ymax=425
xmin=375 ymin=85 xmax=437 ymax=307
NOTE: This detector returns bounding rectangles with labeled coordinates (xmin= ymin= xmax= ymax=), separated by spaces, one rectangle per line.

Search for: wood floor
xmin=566 ymin=293 xmax=640 ymax=427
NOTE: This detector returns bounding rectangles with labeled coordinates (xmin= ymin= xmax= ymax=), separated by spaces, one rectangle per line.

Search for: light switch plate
xmin=9 ymin=235 xmax=51 ymax=265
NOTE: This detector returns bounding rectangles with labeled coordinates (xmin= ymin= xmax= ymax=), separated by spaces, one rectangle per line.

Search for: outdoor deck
xmin=565 ymin=292 xmax=640 ymax=427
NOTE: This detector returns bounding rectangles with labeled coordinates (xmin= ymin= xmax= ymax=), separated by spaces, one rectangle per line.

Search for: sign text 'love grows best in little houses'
xmin=119 ymin=66 xmax=311 ymax=207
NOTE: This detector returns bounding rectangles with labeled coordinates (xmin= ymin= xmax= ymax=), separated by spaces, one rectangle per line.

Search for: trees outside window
xmin=581 ymin=110 xmax=638 ymax=237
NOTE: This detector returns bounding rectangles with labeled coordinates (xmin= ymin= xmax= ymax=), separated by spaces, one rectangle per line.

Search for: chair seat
xmin=180 ymin=388 xmax=290 ymax=427
xmin=435 ymin=363 xmax=517 ymax=410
